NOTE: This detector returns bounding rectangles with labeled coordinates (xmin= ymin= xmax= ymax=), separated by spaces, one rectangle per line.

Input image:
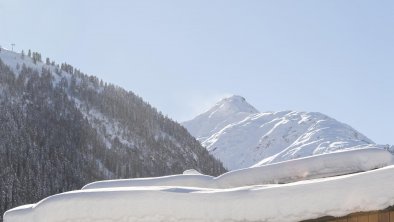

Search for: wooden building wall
xmin=302 ymin=207 xmax=394 ymax=222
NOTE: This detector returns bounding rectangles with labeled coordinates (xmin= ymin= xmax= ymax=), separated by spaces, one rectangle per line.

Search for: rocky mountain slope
xmin=183 ymin=95 xmax=391 ymax=170
xmin=0 ymin=48 xmax=225 ymax=221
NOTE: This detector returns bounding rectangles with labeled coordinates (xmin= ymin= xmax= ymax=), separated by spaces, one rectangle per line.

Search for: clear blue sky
xmin=1 ymin=0 xmax=393 ymax=145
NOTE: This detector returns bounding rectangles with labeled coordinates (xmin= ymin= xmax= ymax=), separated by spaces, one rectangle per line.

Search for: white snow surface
xmin=183 ymin=95 xmax=259 ymax=142
xmin=183 ymin=169 xmax=203 ymax=175
xmin=82 ymin=148 xmax=393 ymax=189
xmin=4 ymin=149 xmax=394 ymax=222
xmin=182 ymin=95 xmax=382 ymax=170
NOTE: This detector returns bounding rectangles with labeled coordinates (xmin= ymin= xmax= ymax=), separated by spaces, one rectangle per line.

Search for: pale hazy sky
xmin=0 ymin=0 xmax=393 ymax=145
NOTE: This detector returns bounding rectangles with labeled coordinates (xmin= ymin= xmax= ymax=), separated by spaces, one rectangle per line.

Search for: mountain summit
xmin=183 ymin=96 xmax=389 ymax=170
xmin=183 ymin=95 xmax=258 ymax=142
xmin=208 ymin=95 xmax=259 ymax=116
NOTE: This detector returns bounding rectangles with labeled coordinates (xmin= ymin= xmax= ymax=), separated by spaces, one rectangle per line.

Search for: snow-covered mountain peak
xmin=183 ymin=95 xmax=259 ymax=142
xmin=209 ymin=95 xmax=259 ymax=118
xmin=183 ymin=96 xmax=386 ymax=170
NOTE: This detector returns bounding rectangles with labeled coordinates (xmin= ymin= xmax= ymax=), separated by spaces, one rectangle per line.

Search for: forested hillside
xmin=0 ymin=49 xmax=225 ymax=221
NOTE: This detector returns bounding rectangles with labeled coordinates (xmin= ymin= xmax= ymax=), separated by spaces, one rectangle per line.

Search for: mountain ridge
xmin=0 ymin=48 xmax=226 ymax=222
xmin=183 ymin=95 xmax=390 ymax=170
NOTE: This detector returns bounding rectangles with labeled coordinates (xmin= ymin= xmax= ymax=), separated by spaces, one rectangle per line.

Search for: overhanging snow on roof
xmin=4 ymin=148 xmax=394 ymax=222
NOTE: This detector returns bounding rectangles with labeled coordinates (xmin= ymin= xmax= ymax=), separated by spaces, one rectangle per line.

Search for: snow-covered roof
xmin=82 ymin=148 xmax=392 ymax=189
xmin=4 ymin=148 xmax=394 ymax=222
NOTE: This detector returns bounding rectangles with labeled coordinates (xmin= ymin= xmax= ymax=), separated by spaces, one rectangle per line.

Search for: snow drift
xmin=5 ymin=164 xmax=394 ymax=222
xmin=4 ymin=148 xmax=394 ymax=222
xmin=82 ymin=148 xmax=393 ymax=189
